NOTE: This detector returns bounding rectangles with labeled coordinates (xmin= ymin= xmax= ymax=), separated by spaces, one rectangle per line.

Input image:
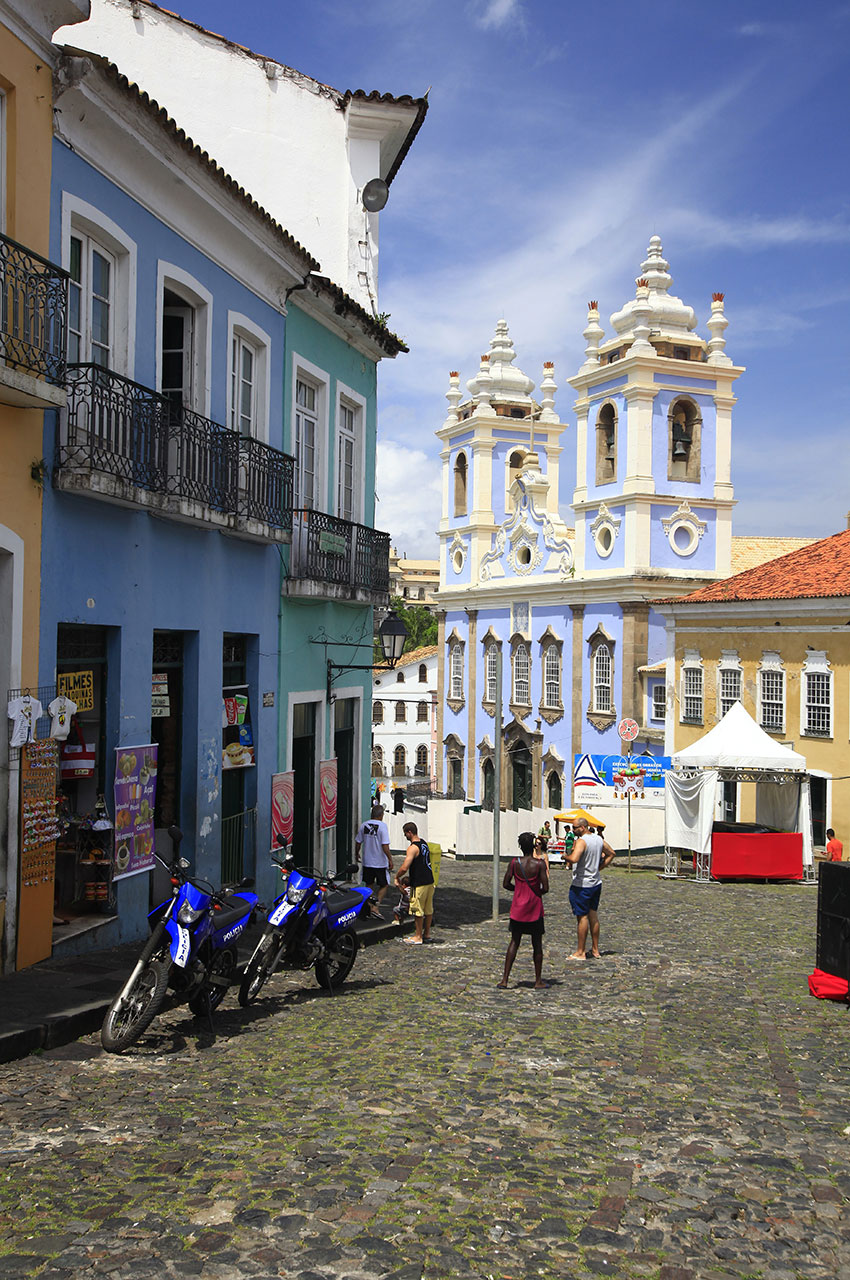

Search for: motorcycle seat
xmin=325 ymin=889 xmax=366 ymax=916
xmin=213 ymin=903 xmax=253 ymax=932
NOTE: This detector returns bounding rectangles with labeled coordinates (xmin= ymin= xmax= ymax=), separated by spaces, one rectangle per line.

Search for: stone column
xmin=435 ymin=610 xmax=446 ymax=790
xmin=467 ymin=609 xmax=478 ymax=799
xmin=620 ymin=602 xmax=649 ymax=724
xmin=570 ymin=603 xmax=585 ymax=769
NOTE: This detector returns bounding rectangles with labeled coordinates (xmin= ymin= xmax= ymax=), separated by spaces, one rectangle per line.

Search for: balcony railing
xmin=289 ymin=508 xmax=390 ymax=596
xmin=0 ymin=232 xmax=68 ymax=382
xmin=57 ymin=364 xmax=293 ymax=535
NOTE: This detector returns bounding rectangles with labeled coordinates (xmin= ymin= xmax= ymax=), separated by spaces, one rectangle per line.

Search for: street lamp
xmin=326 ymin=609 xmax=409 ymax=701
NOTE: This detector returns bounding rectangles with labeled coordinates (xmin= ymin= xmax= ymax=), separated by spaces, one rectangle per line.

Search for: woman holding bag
xmin=497 ymin=831 xmax=549 ymax=989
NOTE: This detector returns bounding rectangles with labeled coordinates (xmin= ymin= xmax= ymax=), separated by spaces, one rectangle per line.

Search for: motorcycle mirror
xmin=345 ymin=862 xmax=360 ymax=877
xmin=168 ymin=825 xmax=184 ymax=848
xmin=177 ymin=857 xmax=190 ymax=870
xmin=238 ymin=876 xmax=255 ymax=888
xmin=274 ymin=833 xmax=288 ymax=850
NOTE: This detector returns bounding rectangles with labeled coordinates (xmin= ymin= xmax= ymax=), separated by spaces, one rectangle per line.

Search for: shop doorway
xmin=292 ymin=701 xmax=316 ymax=869
xmin=810 ymin=774 xmax=828 ymax=848
xmin=151 ymin=631 xmax=183 ymax=835
xmin=510 ymin=743 xmax=532 ymax=811
xmin=334 ymin=698 xmax=356 ymax=876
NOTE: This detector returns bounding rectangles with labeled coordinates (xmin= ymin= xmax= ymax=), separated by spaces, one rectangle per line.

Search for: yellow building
xmin=0 ymin=0 xmax=88 ymax=971
xmin=659 ymin=527 xmax=850 ymax=852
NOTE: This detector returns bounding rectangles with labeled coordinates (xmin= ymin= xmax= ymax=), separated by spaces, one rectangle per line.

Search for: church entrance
xmin=510 ymin=743 xmax=532 ymax=811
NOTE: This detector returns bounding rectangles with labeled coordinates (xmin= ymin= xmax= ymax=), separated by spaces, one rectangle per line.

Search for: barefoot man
xmin=566 ymin=818 xmax=615 ymax=960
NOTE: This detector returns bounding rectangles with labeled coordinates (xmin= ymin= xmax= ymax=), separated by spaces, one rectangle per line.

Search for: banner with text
xmin=113 ymin=745 xmax=158 ymax=878
xmin=573 ymin=751 xmax=672 ymax=808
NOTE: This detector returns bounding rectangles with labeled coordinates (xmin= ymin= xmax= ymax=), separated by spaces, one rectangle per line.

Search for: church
xmin=432 ymin=236 xmax=749 ymax=811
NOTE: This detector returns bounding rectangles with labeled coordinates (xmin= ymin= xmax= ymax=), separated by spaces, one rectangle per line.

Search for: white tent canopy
xmin=671 ymin=700 xmax=806 ymax=772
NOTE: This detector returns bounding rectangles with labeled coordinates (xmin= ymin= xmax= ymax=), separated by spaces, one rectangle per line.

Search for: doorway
xmin=151 ymin=631 xmax=183 ymax=833
xmin=721 ymin=778 xmax=737 ymax=823
xmin=292 ymin=701 xmax=316 ymax=869
xmin=510 ymin=743 xmax=532 ymax=811
xmin=810 ymin=774 xmax=828 ymax=848
xmin=334 ymin=698 xmax=356 ymax=876
xmin=482 ymin=758 xmax=495 ymax=811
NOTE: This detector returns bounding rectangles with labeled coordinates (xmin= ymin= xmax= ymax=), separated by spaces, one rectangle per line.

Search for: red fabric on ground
xmin=808 ymin=968 xmax=849 ymax=1000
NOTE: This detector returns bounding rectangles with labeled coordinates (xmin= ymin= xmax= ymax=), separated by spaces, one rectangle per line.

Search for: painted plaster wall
xmin=651 ymin=389 xmax=717 ymax=497
xmin=650 ymin=504 xmax=717 ymax=572
xmin=584 ymin=503 xmax=627 ymax=571
xmin=581 ymin=604 xmax=625 ymax=755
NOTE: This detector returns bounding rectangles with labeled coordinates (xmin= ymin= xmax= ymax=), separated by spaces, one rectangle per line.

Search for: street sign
xmin=618 ymin=717 xmax=639 ymax=742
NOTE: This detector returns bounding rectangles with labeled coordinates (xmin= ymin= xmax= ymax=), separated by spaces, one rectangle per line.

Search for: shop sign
xmin=262 ymin=691 xmax=275 ymax=708
xmin=151 ymin=673 xmax=171 ymax=718
xmin=57 ymin=670 xmax=94 ymax=713
xmin=319 ymin=758 xmax=338 ymax=831
xmin=222 ymin=684 xmax=255 ymax=769
xmin=318 ymin=530 xmax=347 ymax=556
xmin=113 ymin=744 xmax=158 ymax=878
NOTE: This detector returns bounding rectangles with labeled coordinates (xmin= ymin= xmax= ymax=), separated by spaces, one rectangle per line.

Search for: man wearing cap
xmin=565 ymin=817 xmax=615 ymax=960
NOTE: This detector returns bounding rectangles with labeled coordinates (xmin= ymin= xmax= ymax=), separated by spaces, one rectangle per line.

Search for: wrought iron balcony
xmin=288 ymin=508 xmax=390 ymax=603
xmin=56 ymin=363 xmax=293 ymax=541
xmin=0 ymin=232 xmax=68 ymax=408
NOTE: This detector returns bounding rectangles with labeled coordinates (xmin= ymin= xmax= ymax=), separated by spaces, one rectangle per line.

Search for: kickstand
xmin=204 ymin=990 xmax=215 ymax=1035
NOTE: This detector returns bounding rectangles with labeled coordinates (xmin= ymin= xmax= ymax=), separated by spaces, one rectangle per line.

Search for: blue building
xmin=33 ymin=51 xmax=405 ymax=960
xmin=433 ymin=239 xmax=743 ymax=815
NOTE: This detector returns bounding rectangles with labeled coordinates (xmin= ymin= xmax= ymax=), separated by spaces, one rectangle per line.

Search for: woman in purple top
xmin=497 ymin=831 xmax=549 ymax=989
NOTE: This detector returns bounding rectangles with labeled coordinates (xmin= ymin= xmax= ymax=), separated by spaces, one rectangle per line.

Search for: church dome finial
xmin=610 ymin=236 xmax=697 ymax=340
xmin=466 ymin=318 xmax=535 ymax=405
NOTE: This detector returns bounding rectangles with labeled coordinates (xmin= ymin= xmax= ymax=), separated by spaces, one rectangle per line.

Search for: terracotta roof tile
xmin=675 ymin=528 xmax=850 ymax=604
xmin=396 ymin=644 xmax=438 ymax=668
xmin=730 ymin=535 xmax=818 ymax=574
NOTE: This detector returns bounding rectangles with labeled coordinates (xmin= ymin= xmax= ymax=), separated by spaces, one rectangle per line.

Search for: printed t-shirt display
xmin=7 ymin=695 xmax=44 ymax=747
xmin=47 ymin=696 xmax=77 ymax=741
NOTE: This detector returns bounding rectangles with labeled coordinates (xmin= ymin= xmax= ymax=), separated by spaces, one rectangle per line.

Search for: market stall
xmin=664 ymin=701 xmax=814 ymax=882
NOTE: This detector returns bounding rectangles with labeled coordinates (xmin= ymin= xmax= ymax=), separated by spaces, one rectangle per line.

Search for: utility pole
xmin=492 ymin=647 xmax=503 ymax=920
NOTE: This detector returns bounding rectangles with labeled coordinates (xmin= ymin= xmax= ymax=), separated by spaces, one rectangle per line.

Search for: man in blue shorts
xmin=566 ymin=818 xmax=615 ymax=960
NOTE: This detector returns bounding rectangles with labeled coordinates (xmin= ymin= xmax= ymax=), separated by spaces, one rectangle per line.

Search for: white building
xmin=371 ymin=645 xmax=437 ymax=789
xmin=56 ymin=0 xmax=428 ymax=312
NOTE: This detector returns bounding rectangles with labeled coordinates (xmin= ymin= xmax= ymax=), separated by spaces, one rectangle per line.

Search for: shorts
xmin=409 ymin=883 xmax=435 ymax=917
xmin=363 ymin=866 xmax=389 ymax=888
xmin=509 ymin=917 xmax=544 ymax=942
xmin=569 ymin=883 xmax=602 ymax=918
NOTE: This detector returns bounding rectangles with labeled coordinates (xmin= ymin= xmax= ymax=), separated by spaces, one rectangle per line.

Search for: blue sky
xmin=160 ymin=0 xmax=849 ymax=556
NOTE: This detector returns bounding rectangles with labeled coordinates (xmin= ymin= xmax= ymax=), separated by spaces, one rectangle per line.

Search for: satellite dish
xmin=361 ymin=178 xmax=389 ymax=213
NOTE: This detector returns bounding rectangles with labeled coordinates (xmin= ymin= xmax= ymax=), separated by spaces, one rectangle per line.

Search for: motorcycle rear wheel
xmin=101 ymin=948 xmax=169 ymax=1053
xmin=238 ymin=933 xmax=278 ymax=1006
xmin=315 ymin=927 xmax=357 ymax=991
xmin=188 ymin=945 xmax=237 ymax=1016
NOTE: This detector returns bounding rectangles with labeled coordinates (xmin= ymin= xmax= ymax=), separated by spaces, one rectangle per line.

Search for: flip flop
xmin=496 ymin=981 xmax=509 ymax=989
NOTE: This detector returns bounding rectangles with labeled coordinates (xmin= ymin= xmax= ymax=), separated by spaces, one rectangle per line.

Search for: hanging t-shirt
xmin=47 ymin=695 xmax=77 ymax=741
xmin=7 ymin=695 xmax=44 ymax=747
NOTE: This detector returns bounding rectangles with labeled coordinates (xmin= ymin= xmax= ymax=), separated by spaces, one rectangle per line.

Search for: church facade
xmin=433 ymin=237 xmax=744 ymax=810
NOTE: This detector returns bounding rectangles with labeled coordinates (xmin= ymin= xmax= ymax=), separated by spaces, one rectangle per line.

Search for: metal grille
xmin=289 ymin=508 xmax=390 ymax=592
xmin=683 ymin=666 xmax=703 ymax=723
xmin=417 ymin=701 xmax=429 ymax=722
xmin=221 ymin=806 xmax=256 ymax=885
xmin=395 ymin=701 xmax=406 ymax=723
xmin=58 ymin=364 xmax=293 ymax=531
xmin=0 ymin=232 xmax=68 ymax=382
xmin=759 ymin=669 xmax=784 ymax=732
xmin=57 ymin=624 xmax=107 ymax=662
xmin=372 ymin=700 xmax=383 ymax=724
xmin=718 ymin=667 xmax=741 ymax=718
xmin=6 ymin=684 xmax=56 ymax=756
xmin=593 ymin=644 xmax=611 ymax=713
xmin=153 ymin=631 xmax=183 ymax=666
xmin=805 ymin=671 xmax=831 ymax=736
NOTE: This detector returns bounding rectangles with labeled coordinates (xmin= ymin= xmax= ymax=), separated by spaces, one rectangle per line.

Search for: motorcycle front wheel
xmin=188 ymin=945 xmax=238 ymax=1016
xmin=238 ymin=932 xmax=279 ymax=1006
xmin=101 ymin=930 xmax=170 ymax=1053
xmin=315 ymin=927 xmax=357 ymax=991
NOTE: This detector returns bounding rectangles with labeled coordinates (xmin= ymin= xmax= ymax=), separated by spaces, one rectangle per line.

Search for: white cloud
xmin=668 ymin=208 xmax=850 ymax=250
xmin=474 ymin=0 xmax=524 ymax=30
xmin=374 ymin=439 xmax=443 ymax=558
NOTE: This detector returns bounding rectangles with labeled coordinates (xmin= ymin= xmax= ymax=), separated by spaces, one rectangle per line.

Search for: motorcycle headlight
xmin=286 ymin=883 xmax=308 ymax=905
xmin=177 ymin=902 xmax=204 ymax=925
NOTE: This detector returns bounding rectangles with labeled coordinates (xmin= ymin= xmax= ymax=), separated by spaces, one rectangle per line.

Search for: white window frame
xmin=757 ymin=653 xmax=785 ymax=735
xmin=485 ymin=644 xmax=499 ymax=703
xmin=513 ymin=643 xmax=531 ymax=707
xmin=62 ymin=194 xmax=137 ymax=378
xmin=592 ymin=643 xmax=612 ymax=714
xmin=227 ymin=312 xmax=271 ymax=442
xmin=716 ymin=650 xmax=743 ymax=721
xmin=335 ymin=380 xmax=366 ymax=524
xmin=291 ymin=353 xmax=329 ymax=511
xmin=156 ymin=263 xmax=213 ymax=418
xmin=651 ymin=682 xmax=667 ymax=723
xmin=543 ymin=645 xmax=562 ymax=710
xmin=449 ymin=644 xmax=464 ymax=701
xmin=680 ymin=651 xmax=704 ymax=725
xmin=801 ymin=651 xmax=833 ymax=739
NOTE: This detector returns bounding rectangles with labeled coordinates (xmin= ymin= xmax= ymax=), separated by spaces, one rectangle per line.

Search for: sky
xmin=135 ymin=0 xmax=849 ymax=557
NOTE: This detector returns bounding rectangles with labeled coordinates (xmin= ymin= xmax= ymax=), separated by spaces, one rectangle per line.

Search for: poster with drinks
xmin=270 ymin=771 xmax=294 ymax=851
xmin=113 ymin=745 xmax=158 ymax=878
xmin=319 ymin=759 xmax=338 ymax=831
xmin=222 ymin=685 xmax=255 ymax=770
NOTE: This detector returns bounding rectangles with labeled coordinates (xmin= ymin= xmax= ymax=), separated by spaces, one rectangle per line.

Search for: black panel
xmin=816 ymin=862 xmax=850 ymax=979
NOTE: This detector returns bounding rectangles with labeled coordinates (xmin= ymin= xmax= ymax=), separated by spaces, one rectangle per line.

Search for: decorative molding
xmin=662 ymin=499 xmax=707 ymax=557
xmin=540 ymin=704 xmax=564 ymax=726
xmin=543 ymin=746 xmax=564 ymax=773
xmin=590 ymin=502 xmax=621 ymax=559
xmin=449 ymin=530 xmax=467 ymax=574
xmin=586 ymin=709 xmax=617 ymax=731
xmin=480 ymin=477 xmax=573 ymax=582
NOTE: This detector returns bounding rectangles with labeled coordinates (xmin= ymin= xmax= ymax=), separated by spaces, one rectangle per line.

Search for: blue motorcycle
xmin=101 ymin=826 xmax=258 ymax=1052
xmin=238 ymin=846 xmax=372 ymax=1005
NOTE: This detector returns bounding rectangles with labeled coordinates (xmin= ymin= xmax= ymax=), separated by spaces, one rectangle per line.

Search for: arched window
xmin=513 ymin=643 xmax=531 ymax=707
xmin=395 ymin=701 xmax=406 ymax=724
xmin=417 ymin=700 xmax=429 ymax=722
xmin=372 ymin=700 xmax=384 ymax=725
xmin=595 ymin=403 xmax=617 ymax=485
xmin=415 ymin=744 xmax=429 ymax=773
xmin=450 ymin=643 xmax=464 ymax=700
xmin=418 ymin=663 xmax=427 ymax=683
xmin=371 ymin=745 xmax=383 ymax=777
xmin=543 ymin=646 xmax=562 ymax=709
xmin=485 ymin=643 xmax=499 ymax=703
xmin=394 ymin=744 xmax=406 ymax=775
xmin=482 ymin=757 xmax=495 ymax=811
xmin=593 ymin=643 xmax=612 ymax=713
xmin=668 ymin=397 xmax=702 ymax=482
xmin=453 ymin=451 xmax=468 ymax=517
xmin=508 ymin=449 xmax=526 ymax=489
xmin=396 ymin=670 xmax=405 ymax=683
xmin=547 ymin=771 xmax=563 ymax=810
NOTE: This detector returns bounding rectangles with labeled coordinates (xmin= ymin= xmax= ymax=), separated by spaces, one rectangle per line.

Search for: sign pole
xmin=627 ymin=739 xmax=632 ymax=874
xmin=616 ymin=718 xmax=639 ymax=875
xmin=492 ymin=647 xmax=503 ymax=922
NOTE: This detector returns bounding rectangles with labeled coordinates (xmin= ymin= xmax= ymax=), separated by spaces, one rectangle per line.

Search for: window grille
xmin=395 ymin=701 xmax=406 ymax=724
xmin=719 ymin=667 xmax=741 ymax=718
xmin=759 ymin=670 xmax=784 ymax=732
xmin=805 ymin=671 xmax=831 ymax=736
xmin=543 ymin=646 xmax=561 ymax=708
xmin=450 ymin=645 xmax=464 ymax=700
xmin=417 ymin=701 xmax=428 ymax=723
xmin=372 ymin=700 xmax=383 ymax=725
xmin=593 ymin=644 xmax=611 ymax=713
xmin=418 ymin=664 xmax=427 ymax=683
xmin=683 ymin=666 xmax=703 ymax=723
xmin=485 ymin=645 xmax=498 ymax=702
xmin=513 ymin=644 xmax=530 ymax=706
xmin=416 ymin=744 xmax=429 ymax=772
xmin=394 ymin=744 xmax=406 ymax=774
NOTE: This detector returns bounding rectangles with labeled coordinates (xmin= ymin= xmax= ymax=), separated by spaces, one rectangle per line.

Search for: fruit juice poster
xmin=270 ymin=771 xmax=294 ymax=850
xmin=113 ymin=745 xmax=158 ymax=879
xmin=319 ymin=759 xmax=338 ymax=831
xmin=222 ymin=685 xmax=255 ymax=770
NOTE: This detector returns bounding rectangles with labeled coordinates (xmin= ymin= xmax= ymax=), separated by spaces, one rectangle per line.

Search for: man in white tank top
xmin=565 ymin=818 xmax=615 ymax=961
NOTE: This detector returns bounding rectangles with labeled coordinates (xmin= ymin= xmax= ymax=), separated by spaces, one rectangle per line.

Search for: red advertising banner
xmin=270 ymin=771 xmax=294 ymax=851
xmin=319 ymin=759 xmax=338 ymax=831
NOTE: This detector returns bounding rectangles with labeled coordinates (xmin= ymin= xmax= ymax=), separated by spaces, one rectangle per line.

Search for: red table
xmin=710 ymin=831 xmax=803 ymax=880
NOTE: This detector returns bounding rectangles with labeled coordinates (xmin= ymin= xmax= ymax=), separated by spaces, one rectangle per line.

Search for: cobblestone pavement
xmin=1 ymin=860 xmax=848 ymax=1280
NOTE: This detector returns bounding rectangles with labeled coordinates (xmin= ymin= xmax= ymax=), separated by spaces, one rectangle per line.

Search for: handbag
xmin=60 ymin=716 xmax=96 ymax=779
